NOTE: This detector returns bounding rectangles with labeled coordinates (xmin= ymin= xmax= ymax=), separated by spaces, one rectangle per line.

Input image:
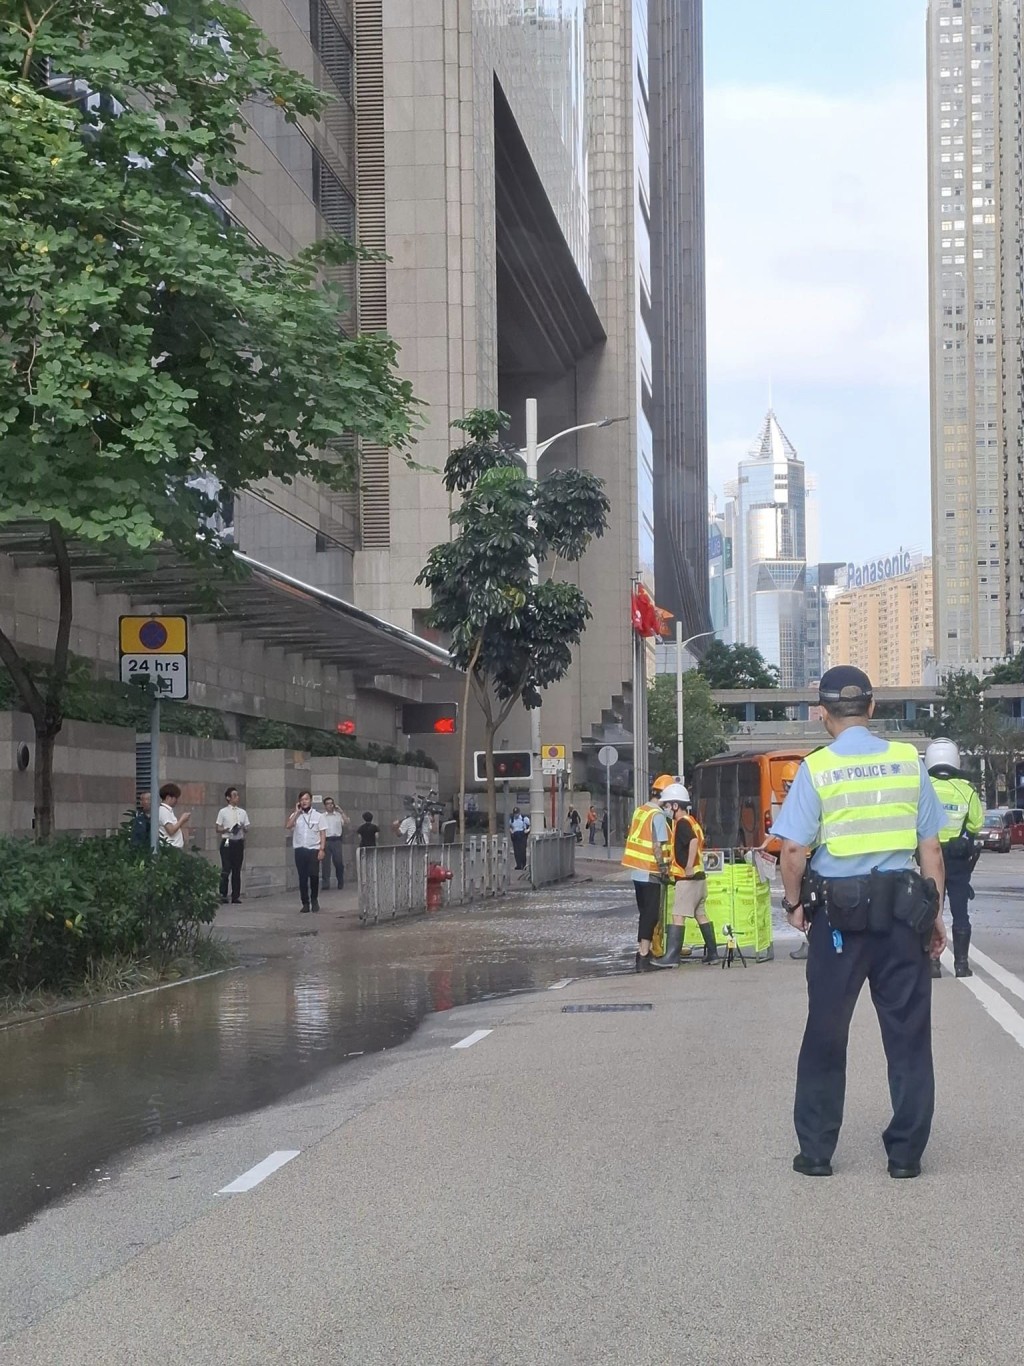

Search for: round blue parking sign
xmin=139 ymin=620 xmax=168 ymax=651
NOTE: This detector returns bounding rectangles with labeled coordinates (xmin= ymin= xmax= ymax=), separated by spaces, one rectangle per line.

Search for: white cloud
xmin=705 ymin=81 xmax=928 ymax=389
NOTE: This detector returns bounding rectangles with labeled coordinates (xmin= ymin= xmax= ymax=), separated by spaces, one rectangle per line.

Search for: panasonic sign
xmin=845 ymin=549 xmax=914 ymax=589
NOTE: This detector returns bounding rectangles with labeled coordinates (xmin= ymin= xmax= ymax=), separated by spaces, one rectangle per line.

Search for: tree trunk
xmin=33 ymin=726 xmax=58 ymax=841
xmin=484 ymin=722 xmax=498 ymax=837
xmin=458 ymin=640 xmax=483 ymax=844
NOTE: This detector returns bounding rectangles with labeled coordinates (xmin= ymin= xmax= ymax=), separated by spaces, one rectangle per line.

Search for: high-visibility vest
xmin=805 ymin=741 xmax=922 ymax=857
xmin=621 ymin=803 xmax=668 ymax=873
xmin=669 ymin=811 xmax=705 ymax=879
xmin=930 ymin=775 xmax=983 ymax=844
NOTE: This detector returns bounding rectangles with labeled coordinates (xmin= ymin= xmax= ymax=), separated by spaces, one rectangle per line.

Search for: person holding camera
xmin=215 ymin=787 xmax=250 ymax=904
xmin=774 ymin=667 xmax=947 ymax=1180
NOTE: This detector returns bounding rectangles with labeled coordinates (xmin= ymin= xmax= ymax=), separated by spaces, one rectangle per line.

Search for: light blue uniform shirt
xmin=630 ymin=806 xmax=671 ymax=883
xmin=771 ymin=727 xmax=946 ymax=878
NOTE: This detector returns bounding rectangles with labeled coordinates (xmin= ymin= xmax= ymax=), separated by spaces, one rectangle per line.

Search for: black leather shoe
xmin=793 ymin=1153 xmax=832 ymax=1177
xmin=887 ymin=1161 xmax=921 ymax=1179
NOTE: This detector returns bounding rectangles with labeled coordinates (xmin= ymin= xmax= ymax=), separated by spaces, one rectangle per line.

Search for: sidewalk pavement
xmin=8 ymin=946 xmax=1024 ymax=1364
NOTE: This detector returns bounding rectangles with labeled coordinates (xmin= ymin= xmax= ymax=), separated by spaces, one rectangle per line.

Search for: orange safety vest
xmin=669 ymin=811 xmax=705 ymax=880
xmin=621 ymin=803 xmax=669 ymax=873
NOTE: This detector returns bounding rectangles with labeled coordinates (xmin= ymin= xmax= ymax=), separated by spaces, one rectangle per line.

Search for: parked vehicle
xmin=978 ymin=808 xmax=1024 ymax=853
xmin=691 ymin=750 xmax=811 ymax=854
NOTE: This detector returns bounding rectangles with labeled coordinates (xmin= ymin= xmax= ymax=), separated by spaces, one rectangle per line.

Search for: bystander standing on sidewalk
xmin=321 ymin=797 xmax=349 ymax=890
xmin=509 ymin=809 xmax=529 ymax=870
xmin=130 ymin=791 xmax=152 ymax=849
xmin=158 ymin=784 xmax=190 ymax=849
xmin=601 ymin=809 xmax=609 ymax=847
xmin=357 ymin=812 xmax=380 ymax=848
xmin=286 ymin=790 xmax=326 ymax=913
xmin=586 ymin=805 xmax=598 ymax=844
xmin=566 ymin=804 xmax=582 ymax=844
xmin=216 ymin=787 xmax=250 ymax=904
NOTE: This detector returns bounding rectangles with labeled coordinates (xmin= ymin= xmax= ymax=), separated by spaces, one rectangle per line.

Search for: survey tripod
xmin=720 ymin=924 xmax=747 ymax=969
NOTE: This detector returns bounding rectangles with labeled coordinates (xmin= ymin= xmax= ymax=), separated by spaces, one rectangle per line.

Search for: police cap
xmin=818 ymin=665 xmax=873 ymax=704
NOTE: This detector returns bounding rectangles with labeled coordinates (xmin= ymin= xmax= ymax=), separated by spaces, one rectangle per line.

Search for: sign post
xmin=597 ymin=745 xmax=618 ymax=860
xmin=119 ymin=617 xmax=189 ymax=854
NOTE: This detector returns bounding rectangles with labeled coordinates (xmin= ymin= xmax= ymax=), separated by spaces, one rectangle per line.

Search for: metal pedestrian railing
xmin=357 ymin=837 xmax=512 ymax=925
xmin=529 ymin=832 xmax=577 ymax=889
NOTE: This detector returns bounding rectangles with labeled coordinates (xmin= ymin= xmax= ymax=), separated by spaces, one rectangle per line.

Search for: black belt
xmin=800 ymin=868 xmax=939 ymax=936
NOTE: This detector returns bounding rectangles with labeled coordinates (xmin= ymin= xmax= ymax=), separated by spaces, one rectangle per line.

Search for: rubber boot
xmin=699 ymin=920 xmax=719 ymax=964
xmin=638 ymin=952 xmax=654 ymax=972
xmin=653 ymin=924 xmax=683 ymax=967
xmin=953 ymin=929 xmax=973 ymax=977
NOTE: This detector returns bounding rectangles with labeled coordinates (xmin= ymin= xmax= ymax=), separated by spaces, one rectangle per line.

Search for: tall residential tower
xmin=927 ymin=0 xmax=1024 ymax=672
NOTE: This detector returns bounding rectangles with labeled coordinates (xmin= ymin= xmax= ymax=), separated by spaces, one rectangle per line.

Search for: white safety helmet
xmin=659 ymin=783 xmax=690 ymax=805
xmin=925 ymin=738 xmax=961 ymax=774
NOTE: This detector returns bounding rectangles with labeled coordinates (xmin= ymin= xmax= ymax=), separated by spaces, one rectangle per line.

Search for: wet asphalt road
xmin=0 ymin=878 xmax=636 ymax=1235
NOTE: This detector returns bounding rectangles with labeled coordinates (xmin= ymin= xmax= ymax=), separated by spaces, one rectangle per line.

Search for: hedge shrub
xmin=240 ymin=717 xmax=437 ymax=770
xmin=0 ymin=834 xmax=219 ymax=992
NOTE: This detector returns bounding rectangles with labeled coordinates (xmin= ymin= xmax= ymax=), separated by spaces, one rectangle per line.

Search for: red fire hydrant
xmin=426 ymin=862 xmax=453 ymax=911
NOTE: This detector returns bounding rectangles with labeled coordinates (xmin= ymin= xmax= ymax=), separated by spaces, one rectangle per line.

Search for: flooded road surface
xmin=0 ymin=880 xmax=635 ymax=1234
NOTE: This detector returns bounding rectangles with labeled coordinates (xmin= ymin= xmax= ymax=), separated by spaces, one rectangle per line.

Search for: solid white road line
xmin=451 ymin=1029 xmax=492 ymax=1050
xmin=968 ymin=945 xmax=1024 ymax=1006
xmin=940 ymin=950 xmax=1024 ymax=1051
xmin=218 ymin=1150 xmax=300 ymax=1194
xmin=548 ymin=979 xmax=573 ymax=990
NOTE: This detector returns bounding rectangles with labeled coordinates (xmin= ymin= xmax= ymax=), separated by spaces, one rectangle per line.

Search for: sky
xmin=702 ymin=0 xmax=931 ymax=567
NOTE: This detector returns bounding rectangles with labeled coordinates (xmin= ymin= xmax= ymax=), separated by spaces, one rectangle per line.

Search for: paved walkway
xmin=7 ymin=909 xmax=1024 ymax=1363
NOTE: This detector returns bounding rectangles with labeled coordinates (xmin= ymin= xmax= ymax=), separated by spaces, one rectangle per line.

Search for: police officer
xmin=773 ymin=666 xmax=947 ymax=1179
xmin=622 ymin=774 xmax=674 ymax=972
xmin=926 ymin=738 xmax=983 ymax=979
xmin=653 ymin=783 xmax=719 ymax=966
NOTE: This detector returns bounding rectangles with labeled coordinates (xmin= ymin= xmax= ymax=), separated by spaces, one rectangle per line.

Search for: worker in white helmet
xmin=654 ymin=783 xmax=719 ymax=966
xmin=925 ymin=738 xmax=983 ymax=978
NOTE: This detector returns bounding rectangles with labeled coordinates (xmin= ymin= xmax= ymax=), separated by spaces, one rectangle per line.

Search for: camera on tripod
xmin=403 ymin=789 xmax=446 ymax=819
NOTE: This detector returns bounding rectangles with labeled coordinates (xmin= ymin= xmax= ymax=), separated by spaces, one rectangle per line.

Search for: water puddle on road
xmin=0 ymin=882 xmax=633 ymax=1234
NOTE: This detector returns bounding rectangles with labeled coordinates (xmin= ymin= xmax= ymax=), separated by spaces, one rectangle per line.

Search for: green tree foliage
xmin=985 ymin=652 xmax=1024 ymax=685
xmin=0 ymin=2 xmax=417 ymax=837
xmin=924 ymin=669 xmax=1021 ymax=805
xmin=646 ymin=672 xmax=728 ymax=780
xmin=417 ymin=410 xmax=610 ymax=834
xmin=696 ymin=641 xmax=785 ymax=721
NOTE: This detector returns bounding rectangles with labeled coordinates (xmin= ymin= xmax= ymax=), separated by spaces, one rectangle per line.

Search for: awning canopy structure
xmin=0 ymin=526 xmax=451 ymax=682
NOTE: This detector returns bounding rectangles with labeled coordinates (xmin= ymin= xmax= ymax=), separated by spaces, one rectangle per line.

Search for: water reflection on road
xmin=0 ymin=881 xmax=633 ymax=1234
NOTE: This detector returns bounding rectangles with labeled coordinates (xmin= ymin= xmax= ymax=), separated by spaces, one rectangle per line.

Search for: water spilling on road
xmin=0 ymin=880 xmax=635 ymax=1233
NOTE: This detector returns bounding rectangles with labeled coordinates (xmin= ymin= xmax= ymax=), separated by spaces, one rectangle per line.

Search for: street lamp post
xmin=523 ymin=397 xmax=627 ymax=839
xmin=676 ymin=626 xmax=717 ymax=780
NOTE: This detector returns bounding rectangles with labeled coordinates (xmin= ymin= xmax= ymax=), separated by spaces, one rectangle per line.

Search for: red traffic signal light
xmin=474 ymin=750 xmax=532 ymax=783
xmin=401 ymin=702 xmax=458 ymax=735
xmin=337 ymin=719 xmax=357 ymax=736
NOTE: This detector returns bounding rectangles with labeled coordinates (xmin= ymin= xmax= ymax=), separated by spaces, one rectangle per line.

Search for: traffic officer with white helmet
xmin=773 ymin=666 xmax=947 ymax=1179
xmin=622 ymin=775 xmax=674 ymax=972
xmin=653 ymin=783 xmax=719 ymax=966
xmin=926 ymin=737 xmax=983 ymax=978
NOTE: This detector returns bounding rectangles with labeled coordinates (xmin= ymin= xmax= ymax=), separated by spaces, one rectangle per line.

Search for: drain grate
xmin=561 ymin=1003 xmax=653 ymax=1013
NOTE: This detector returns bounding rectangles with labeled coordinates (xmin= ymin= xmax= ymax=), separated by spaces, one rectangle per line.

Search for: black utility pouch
xmin=891 ymin=870 xmax=934 ymax=934
xmin=866 ymin=870 xmax=897 ymax=934
xmin=826 ymin=878 xmax=869 ymax=932
xmin=945 ymin=835 xmax=972 ymax=860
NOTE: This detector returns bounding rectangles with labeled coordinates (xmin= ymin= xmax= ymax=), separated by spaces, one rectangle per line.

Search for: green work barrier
xmin=674 ymin=854 xmax=774 ymax=961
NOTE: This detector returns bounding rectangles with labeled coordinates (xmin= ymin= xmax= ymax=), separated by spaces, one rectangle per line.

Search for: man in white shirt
xmin=286 ymin=789 xmax=326 ymax=913
xmin=320 ymin=797 xmax=349 ymax=891
xmin=509 ymin=809 xmax=529 ymax=870
xmin=397 ymin=811 xmax=432 ymax=846
xmin=215 ymin=786 xmax=251 ymax=904
xmin=158 ymin=783 xmax=190 ymax=849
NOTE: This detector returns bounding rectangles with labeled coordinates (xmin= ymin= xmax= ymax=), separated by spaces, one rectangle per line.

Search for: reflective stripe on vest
xmin=930 ymin=776 xmax=976 ymax=843
xmin=805 ymin=741 xmax=921 ymax=857
xmin=621 ymin=804 xmax=664 ymax=872
xmin=669 ymin=812 xmax=705 ymax=879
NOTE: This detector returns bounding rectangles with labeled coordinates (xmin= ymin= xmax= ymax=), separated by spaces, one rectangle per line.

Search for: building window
xmin=310 ymin=0 xmax=354 ymax=105
xmin=312 ymin=150 xmax=355 ymax=237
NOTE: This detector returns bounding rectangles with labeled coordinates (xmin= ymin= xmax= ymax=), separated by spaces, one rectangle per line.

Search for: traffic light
xmin=474 ymin=750 xmax=532 ymax=783
xmin=336 ymin=719 xmax=357 ymax=736
xmin=401 ymin=702 xmax=458 ymax=735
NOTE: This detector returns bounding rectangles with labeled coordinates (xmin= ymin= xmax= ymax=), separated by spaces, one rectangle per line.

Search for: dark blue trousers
xmin=794 ymin=917 xmax=934 ymax=1168
xmin=943 ymin=854 xmax=973 ymax=933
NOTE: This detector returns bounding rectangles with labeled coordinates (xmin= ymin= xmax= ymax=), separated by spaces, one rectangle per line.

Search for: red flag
xmin=631 ymin=585 xmax=669 ymax=638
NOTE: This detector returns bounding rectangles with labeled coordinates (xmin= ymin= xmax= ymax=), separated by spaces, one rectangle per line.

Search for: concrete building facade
xmin=828 ymin=560 xmax=936 ymax=688
xmin=927 ymin=0 xmax=1024 ymax=672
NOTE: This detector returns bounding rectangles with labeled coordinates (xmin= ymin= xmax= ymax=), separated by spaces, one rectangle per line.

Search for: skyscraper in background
xmin=723 ymin=410 xmax=808 ymax=686
xmin=650 ymin=0 xmax=711 ymax=640
xmin=927 ymin=0 xmax=1024 ymax=672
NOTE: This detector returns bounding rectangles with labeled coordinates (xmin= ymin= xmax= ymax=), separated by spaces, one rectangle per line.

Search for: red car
xmin=978 ymin=808 xmax=1024 ymax=853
